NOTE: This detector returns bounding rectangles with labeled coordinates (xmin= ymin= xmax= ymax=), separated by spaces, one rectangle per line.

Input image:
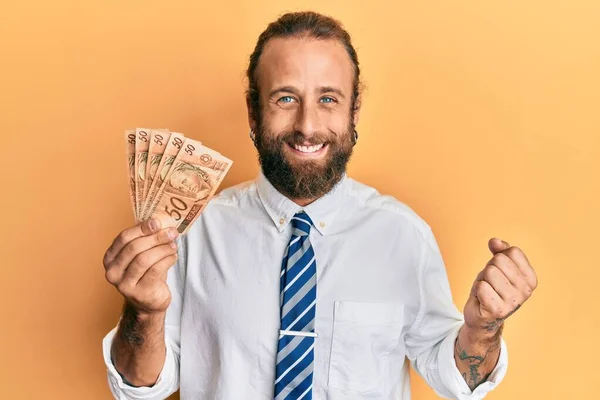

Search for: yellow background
xmin=1 ymin=0 xmax=598 ymax=399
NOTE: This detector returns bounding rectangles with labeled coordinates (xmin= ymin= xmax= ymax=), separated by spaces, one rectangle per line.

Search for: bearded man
xmin=102 ymin=11 xmax=537 ymax=400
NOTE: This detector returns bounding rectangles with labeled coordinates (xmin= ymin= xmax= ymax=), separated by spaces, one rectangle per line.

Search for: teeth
xmin=293 ymin=143 xmax=324 ymax=153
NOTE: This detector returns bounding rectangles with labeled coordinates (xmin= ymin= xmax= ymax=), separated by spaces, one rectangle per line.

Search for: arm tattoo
xmin=484 ymin=304 xmax=521 ymax=332
xmin=455 ymin=335 xmax=498 ymax=391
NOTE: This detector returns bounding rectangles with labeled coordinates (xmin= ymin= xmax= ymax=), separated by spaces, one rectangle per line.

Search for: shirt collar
xmin=256 ymin=170 xmax=348 ymax=236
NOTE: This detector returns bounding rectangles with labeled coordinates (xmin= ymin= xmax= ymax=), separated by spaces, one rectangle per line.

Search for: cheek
xmin=264 ymin=107 xmax=296 ymax=132
xmin=325 ymin=113 xmax=352 ymax=140
xmin=331 ymin=114 xmax=350 ymax=132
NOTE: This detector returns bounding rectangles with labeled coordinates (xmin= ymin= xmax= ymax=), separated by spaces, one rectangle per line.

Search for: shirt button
xmin=279 ymin=217 xmax=285 ymax=225
xmin=319 ymin=221 xmax=326 ymax=228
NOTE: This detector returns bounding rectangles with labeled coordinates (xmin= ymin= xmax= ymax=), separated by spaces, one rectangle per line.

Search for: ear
xmin=352 ymin=95 xmax=362 ymax=127
xmin=246 ymin=95 xmax=257 ymax=131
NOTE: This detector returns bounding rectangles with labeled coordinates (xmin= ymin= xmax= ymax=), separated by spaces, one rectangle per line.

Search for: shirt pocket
xmin=327 ymin=301 xmax=405 ymax=394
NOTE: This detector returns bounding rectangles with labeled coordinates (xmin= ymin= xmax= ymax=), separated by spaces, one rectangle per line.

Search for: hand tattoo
xmin=484 ymin=304 xmax=521 ymax=332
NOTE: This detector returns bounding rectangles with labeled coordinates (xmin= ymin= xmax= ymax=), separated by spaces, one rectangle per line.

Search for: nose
xmin=293 ymin=102 xmax=321 ymax=139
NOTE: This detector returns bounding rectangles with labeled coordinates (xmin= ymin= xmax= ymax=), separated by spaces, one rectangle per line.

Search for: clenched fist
xmin=464 ymin=238 xmax=538 ymax=333
xmin=103 ymin=218 xmax=179 ymax=315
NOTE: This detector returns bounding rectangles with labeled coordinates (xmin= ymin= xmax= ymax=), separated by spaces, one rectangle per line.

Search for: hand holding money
xmin=103 ymin=218 xmax=179 ymax=315
xmin=125 ymin=128 xmax=232 ymax=235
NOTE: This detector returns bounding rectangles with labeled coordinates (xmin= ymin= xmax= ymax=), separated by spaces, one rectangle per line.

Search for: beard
xmin=255 ymin=122 xmax=354 ymax=200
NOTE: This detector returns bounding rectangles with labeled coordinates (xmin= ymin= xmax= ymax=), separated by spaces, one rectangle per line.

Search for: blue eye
xmin=279 ymin=96 xmax=295 ymax=103
xmin=320 ymin=97 xmax=336 ymax=103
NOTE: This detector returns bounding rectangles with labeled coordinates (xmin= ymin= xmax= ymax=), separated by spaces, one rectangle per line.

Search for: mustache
xmin=269 ymin=131 xmax=335 ymax=146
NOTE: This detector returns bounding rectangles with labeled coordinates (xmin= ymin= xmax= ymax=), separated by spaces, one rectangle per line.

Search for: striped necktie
xmin=274 ymin=211 xmax=318 ymax=400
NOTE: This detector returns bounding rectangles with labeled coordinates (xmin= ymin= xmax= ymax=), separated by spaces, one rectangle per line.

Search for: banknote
xmin=150 ymin=138 xmax=233 ymax=234
xmin=142 ymin=129 xmax=171 ymax=216
xmin=125 ymin=128 xmax=231 ymax=233
xmin=142 ymin=131 xmax=186 ymax=219
xmin=125 ymin=129 xmax=137 ymax=218
xmin=134 ymin=128 xmax=151 ymax=221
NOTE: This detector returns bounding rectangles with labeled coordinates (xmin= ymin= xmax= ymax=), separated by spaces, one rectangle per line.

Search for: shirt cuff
xmin=102 ymin=326 xmax=179 ymax=400
xmin=438 ymin=324 xmax=509 ymax=400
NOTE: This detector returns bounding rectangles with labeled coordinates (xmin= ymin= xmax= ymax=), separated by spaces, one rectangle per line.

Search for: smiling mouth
xmin=288 ymin=142 xmax=328 ymax=155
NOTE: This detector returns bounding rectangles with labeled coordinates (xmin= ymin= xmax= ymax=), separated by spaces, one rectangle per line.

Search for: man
xmin=102 ymin=11 xmax=538 ymax=400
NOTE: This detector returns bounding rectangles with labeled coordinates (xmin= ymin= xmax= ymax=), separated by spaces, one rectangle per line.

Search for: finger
xmin=106 ymin=227 xmax=178 ymax=283
xmin=118 ymin=243 xmax=178 ymax=292
xmin=486 ymin=253 xmax=526 ymax=289
xmin=115 ymin=227 xmax=178 ymax=270
xmin=473 ymin=280 xmax=505 ymax=317
xmin=504 ymin=246 xmax=538 ymax=289
xmin=138 ymin=253 xmax=179 ymax=288
xmin=105 ymin=233 xmax=176 ymax=288
xmin=488 ymin=237 xmax=510 ymax=255
xmin=105 ymin=227 xmax=175 ymax=286
xmin=479 ymin=264 xmax=513 ymax=302
xmin=103 ymin=218 xmax=162 ymax=267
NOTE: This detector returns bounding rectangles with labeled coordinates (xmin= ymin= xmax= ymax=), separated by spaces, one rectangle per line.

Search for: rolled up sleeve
xmin=406 ymin=226 xmax=509 ymax=399
xmin=102 ymin=325 xmax=180 ymax=400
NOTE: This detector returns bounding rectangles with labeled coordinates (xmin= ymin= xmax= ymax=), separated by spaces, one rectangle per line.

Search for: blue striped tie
xmin=273 ymin=211 xmax=317 ymax=400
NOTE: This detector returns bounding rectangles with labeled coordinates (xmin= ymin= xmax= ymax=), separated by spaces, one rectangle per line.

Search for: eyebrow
xmin=268 ymin=85 xmax=346 ymax=100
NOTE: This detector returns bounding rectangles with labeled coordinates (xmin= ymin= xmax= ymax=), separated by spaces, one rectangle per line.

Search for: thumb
xmin=488 ymin=237 xmax=510 ymax=254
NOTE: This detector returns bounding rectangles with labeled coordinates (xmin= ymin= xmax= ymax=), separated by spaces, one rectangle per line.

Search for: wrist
xmin=122 ymin=300 xmax=166 ymax=322
xmin=460 ymin=323 xmax=502 ymax=348
xmin=119 ymin=301 xmax=166 ymax=347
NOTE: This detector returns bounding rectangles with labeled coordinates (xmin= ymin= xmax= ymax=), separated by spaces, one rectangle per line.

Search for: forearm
xmin=454 ymin=324 xmax=502 ymax=391
xmin=111 ymin=300 xmax=167 ymax=387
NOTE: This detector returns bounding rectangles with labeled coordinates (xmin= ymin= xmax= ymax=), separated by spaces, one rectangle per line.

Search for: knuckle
xmin=473 ymin=281 xmax=485 ymax=293
xmin=127 ymin=241 xmax=143 ymax=257
xmin=483 ymin=265 xmax=496 ymax=279
xmin=158 ymin=230 xmax=171 ymax=244
xmin=528 ymin=278 xmax=538 ymax=291
xmin=116 ymin=231 xmax=129 ymax=247
xmin=158 ymin=244 xmax=174 ymax=257
xmin=531 ymin=272 xmax=539 ymax=285
xmin=507 ymin=246 xmax=521 ymax=258
xmin=102 ymin=252 xmax=111 ymax=269
xmin=494 ymin=253 xmax=509 ymax=264
xmin=117 ymin=281 xmax=133 ymax=296
xmin=492 ymin=253 xmax=504 ymax=261
xmin=165 ymin=253 xmax=178 ymax=266
xmin=131 ymin=253 xmax=148 ymax=270
xmin=127 ymin=290 xmax=144 ymax=306
xmin=488 ymin=257 xmax=502 ymax=270
xmin=105 ymin=269 xmax=118 ymax=285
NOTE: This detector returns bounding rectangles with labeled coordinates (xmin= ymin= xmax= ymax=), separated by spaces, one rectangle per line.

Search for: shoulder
xmin=344 ymin=177 xmax=433 ymax=241
xmin=209 ymin=178 xmax=257 ymax=206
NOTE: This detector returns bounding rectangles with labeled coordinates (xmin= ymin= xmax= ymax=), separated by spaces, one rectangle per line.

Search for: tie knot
xmin=291 ymin=212 xmax=313 ymax=236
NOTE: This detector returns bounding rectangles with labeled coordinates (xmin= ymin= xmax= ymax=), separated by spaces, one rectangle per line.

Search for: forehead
xmin=256 ymin=37 xmax=354 ymax=94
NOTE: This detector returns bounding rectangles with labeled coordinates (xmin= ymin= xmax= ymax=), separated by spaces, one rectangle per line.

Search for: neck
xmin=289 ymin=197 xmax=319 ymax=207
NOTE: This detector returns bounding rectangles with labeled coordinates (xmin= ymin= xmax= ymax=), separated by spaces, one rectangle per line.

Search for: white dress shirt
xmin=103 ymin=172 xmax=508 ymax=399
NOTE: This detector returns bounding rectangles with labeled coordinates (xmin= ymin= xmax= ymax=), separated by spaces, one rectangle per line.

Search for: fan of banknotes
xmin=125 ymin=128 xmax=233 ymax=235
